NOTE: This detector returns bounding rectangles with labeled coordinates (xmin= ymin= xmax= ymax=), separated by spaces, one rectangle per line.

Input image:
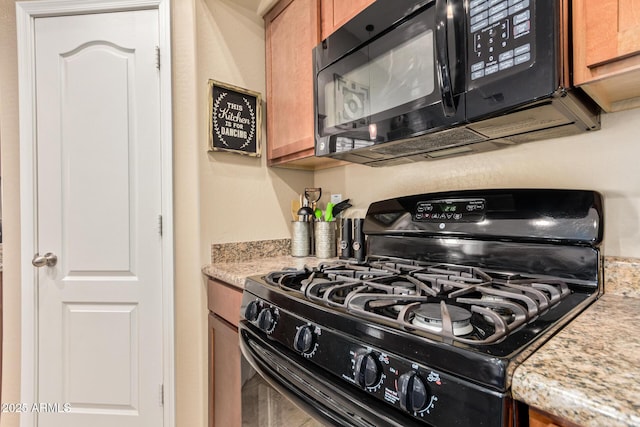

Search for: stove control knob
xmin=293 ymin=325 xmax=316 ymax=354
xmin=354 ymin=353 xmax=381 ymax=389
xmin=244 ymin=300 xmax=261 ymax=322
xmin=257 ymin=308 xmax=277 ymax=333
xmin=397 ymin=371 xmax=430 ymax=413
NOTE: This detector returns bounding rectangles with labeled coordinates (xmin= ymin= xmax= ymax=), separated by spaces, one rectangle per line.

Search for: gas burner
xmin=412 ymin=303 xmax=474 ymax=336
xmin=389 ymin=281 xmax=417 ymax=295
xmin=300 ymin=277 xmax=330 ymax=288
xmin=388 ymin=280 xmax=419 ymax=315
xmin=480 ymin=295 xmax=515 ymax=324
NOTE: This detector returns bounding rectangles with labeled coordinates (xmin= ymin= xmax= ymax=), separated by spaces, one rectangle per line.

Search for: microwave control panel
xmin=467 ymin=0 xmax=535 ymax=84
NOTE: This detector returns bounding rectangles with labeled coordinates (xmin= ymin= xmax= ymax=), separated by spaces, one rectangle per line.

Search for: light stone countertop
xmin=511 ymin=257 xmax=640 ymax=426
xmin=512 ymin=294 xmax=640 ymax=427
xmin=203 ymin=254 xmax=640 ymax=426
xmin=202 ymin=255 xmax=330 ymax=289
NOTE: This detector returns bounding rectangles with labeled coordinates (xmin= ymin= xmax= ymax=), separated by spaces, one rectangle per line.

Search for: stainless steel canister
xmin=353 ymin=218 xmax=365 ymax=262
xmin=314 ymin=221 xmax=336 ymax=259
xmin=291 ymin=221 xmax=310 ymax=257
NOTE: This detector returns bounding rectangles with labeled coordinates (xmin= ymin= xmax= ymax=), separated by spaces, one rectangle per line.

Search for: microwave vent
xmin=370 ymin=127 xmax=485 ymax=156
xmin=468 ymin=104 xmax=571 ymax=139
xmin=500 ymin=123 xmax=582 ymax=144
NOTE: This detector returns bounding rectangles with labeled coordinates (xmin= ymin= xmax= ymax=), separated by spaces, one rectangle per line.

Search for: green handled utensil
xmin=324 ymin=202 xmax=334 ymax=222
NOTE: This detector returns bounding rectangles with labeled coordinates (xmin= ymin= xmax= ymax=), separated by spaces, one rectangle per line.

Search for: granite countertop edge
xmin=203 ymin=255 xmax=640 ymax=426
xmin=511 ymin=293 xmax=640 ymax=427
xmin=202 ymin=255 xmax=329 ymax=289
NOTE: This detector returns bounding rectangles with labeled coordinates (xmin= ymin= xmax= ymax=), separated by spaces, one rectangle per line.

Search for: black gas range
xmin=239 ymin=189 xmax=603 ymax=427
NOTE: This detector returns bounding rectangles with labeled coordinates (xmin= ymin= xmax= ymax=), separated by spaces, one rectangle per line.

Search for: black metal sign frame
xmin=208 ymin=80 xmax=262 ymax=157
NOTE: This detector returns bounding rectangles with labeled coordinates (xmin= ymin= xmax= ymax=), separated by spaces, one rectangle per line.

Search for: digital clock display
xmin=414 ymin=198 xmax=486 ymax=222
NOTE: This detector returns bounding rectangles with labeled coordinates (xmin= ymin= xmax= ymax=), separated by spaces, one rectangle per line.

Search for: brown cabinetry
xmin=264 ymin=0 xmax=371 ymax=169
xmin=529 ymin=407 xmax=583 ymax=427
xmin=265 ymin=0 xmax=322 ymax=168
xmin=573 ymin=0 xmax=640 ymax=111
xmin=207 ymin=279 xmax=243 ymax=427
xmin=320 ymin=0 xmax=375 ymax=39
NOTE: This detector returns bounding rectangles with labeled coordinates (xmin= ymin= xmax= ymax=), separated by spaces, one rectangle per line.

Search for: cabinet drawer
xmin=207 ymin=279 xmax=243 ymax=326
xmin=529 ymin=407 xmax=583 ymax=427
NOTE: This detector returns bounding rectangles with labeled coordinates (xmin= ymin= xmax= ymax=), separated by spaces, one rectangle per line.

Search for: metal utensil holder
xmin=291 ymin=221 xmax=311 ymax=257
xmin=315 ymin=221 xmax=336 ymax=259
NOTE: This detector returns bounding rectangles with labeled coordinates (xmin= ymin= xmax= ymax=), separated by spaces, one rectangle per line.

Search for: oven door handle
xmin=435 ymin=0 xmax=457 ymax=117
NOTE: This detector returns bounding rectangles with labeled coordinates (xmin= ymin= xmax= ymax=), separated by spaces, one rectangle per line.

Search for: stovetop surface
xmin=244 ymin=257 xmax=599 ymax=391
xmin=258 ymin=256 xmax=596 ymax=355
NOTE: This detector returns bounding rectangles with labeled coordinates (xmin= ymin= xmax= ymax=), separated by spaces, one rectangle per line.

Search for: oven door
xmin=314 ymin=0 xmax=466 ymax=162
xmin=240 ymin=351 xmax=323 ymax=427
xmin=239 ymin=323 xmax=426 ymax=427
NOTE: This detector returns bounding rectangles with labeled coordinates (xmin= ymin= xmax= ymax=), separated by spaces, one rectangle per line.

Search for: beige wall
xmin=196 ymin=0 xmax=313 ymax=256
xmin=171 ymin=0 xmax=205 ymax=426
xmin=184 ymin=0 xmax=313 ymax=425
xmin=315 ymin=108 xmax=640 ymax=258
xmin=172 ymin=0 xmax=314 ymax=426
xmin=0 ymin=0 xmax=311 ymax=426
xmin=0 ymin=0 xmax=23 ymax=425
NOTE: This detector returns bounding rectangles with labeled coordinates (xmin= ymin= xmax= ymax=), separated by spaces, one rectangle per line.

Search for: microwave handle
xmin=435 ymin=0 xmax=456 ymax=117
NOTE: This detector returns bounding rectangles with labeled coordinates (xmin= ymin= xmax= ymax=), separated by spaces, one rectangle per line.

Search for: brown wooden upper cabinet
xmin=264 ymin=0 xmax=372 ymax=169
xmin=320 ymin=0 xmax=375 ymax=39
xmin=573 ymin=0 xmax=640 ymax=112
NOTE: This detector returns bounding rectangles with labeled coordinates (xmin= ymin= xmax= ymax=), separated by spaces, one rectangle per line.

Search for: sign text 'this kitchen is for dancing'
xmin=208 ymin=80 xmax=262 ymax=157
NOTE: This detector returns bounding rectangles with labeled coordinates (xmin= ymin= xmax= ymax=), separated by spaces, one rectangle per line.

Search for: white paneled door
xmin=32 ymin=9 xmax=163 ymax=427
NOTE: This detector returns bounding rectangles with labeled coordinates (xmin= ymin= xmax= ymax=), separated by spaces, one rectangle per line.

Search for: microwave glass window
xmin=320 ymin=29 xmax=435 ymax=130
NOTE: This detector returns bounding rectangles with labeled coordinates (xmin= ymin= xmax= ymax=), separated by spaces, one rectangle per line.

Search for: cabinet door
xmin=265 ymin=0 xmax=321 ymax=165
xmin=573 ymin=0 xmax=640 ymax=111
xmin=208 ymin=279 xmax=243 ymax=326
xmin=320 ymin=0 xmax=375 ymax=39
xmin=209 ymin=313 xmax=241 ymax=427
xmin=529 ymin=407 xmax=582 ymax=427
xmin=582 ymin=0 xmax=640 ymax=68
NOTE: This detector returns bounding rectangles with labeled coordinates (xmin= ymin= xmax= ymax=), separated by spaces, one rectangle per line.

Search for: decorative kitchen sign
xmin=208 ymin=80 xmax=261 ymax=157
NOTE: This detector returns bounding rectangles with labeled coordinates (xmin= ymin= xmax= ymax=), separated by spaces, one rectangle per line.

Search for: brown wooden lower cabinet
xmin=208 ymin=279 xmax=243 ymax=427
xmin=529 ymin=407 xmax=583 ymax=427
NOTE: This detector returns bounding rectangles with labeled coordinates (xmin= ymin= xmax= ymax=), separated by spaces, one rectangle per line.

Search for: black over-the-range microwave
xmin=313 ymin=0 xmax=601 ymax=166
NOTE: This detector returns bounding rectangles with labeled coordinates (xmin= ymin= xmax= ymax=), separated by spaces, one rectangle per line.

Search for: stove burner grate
xmin=263 ymin=258 xmax=573 ymax=345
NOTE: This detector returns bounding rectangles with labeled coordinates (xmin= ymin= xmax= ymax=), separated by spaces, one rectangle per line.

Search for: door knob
xmin=32 ymin=252 xmax=58 ymax=268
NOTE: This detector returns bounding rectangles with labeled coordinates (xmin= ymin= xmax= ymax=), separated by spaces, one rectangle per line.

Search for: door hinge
xmin=158 ymin=214 xmax=163 ymax=237
xmin=155 ymin=46 xmax=160 ymax=70
xmin=160 ymin=384 xmax=164 ymax=406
